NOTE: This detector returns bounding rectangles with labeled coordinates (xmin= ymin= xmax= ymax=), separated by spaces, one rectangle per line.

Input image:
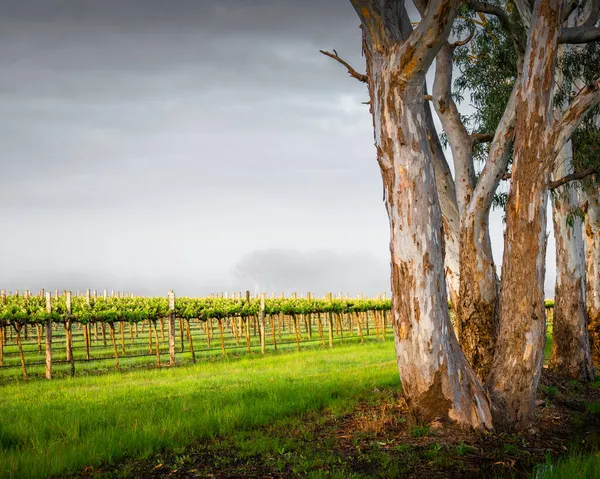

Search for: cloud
xmin=232 ymin=248 xmax=389 ymax=296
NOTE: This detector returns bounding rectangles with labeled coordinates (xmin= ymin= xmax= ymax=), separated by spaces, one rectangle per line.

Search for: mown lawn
xmin=0 ymin=338 xmax=399 ymax=479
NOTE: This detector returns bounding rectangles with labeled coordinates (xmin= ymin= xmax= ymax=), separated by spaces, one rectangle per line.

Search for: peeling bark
xmin=425 ymin=93 xmax=461 ymax=311
xmin=550 ymin=142 xmax=595 ymax=381
xmin=457 ymin=213 xmax=499 ymax=381
xmin=433 ymin=43 xmax=504 ymax=380
xmin=487 ymin=0 xmax=563 ymax=432
xmin=586 ymin=185 xmax=600 ymax=362
xmin=353 ymin=0 xmax=493 ymax=429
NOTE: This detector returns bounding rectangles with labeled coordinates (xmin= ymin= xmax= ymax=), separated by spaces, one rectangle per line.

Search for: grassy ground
xmin=3 ymin=310 xmax=599 ymax=479
xmin=69 ymin=377 xmax=600 ymax=479
xmin=0 ymin=313 xmax=390 ymax=382
xmin=0 ymin=338 xmax=399 ymax=479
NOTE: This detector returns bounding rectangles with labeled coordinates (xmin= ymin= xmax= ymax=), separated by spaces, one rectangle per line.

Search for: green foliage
xmin=0 ymin=294 xmax=392 ymax=326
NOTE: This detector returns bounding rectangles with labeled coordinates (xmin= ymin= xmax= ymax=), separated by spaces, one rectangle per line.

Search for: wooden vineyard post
xmin=179 ymin=317 xmax=185 ymax=353
xmin=45 ymin=293 xmax=52 ymax=379
xmin=0 ymin=290 xmax=4 ymax=366
xmin=293 ymin=314 xmax=301 ymax=351
xmin=232 ymin=314 xmax=239 ymax=345
xmin=317 ymin=312 xmax=325 ymax=348
xmin=101 ymin=321 xmax=107 ymax=346
xmin=168 ymin=291 xmax=176 ymax=367
xmin=84 ymin=290 xmax=91 ymax=360
xmin=148 ymin=323 xmax=154 ymax=354
xmin=66 ymin=291 xmax=75 ymax=377
xmin=356 ymin=312 xmax=364 ymax=344
xmin=152 ymin=320 xmax=161 ymax=368
xmin=271 ymin=308 xmax=277 ymax=352
xmin=36 ymin=324 xmax=42 ymax=353
xmin=337 ymin=313 xmax=344 ymax=343
xmin=186 ymin=319 xmax=196 ymax=363
xmin=327 ymin=293 xmax=334 ymax=348
xmin=23 ymin=290 xmax=29 ymax=341
xmin=218 ymin=319 xmax=226 ymax=356
xmin=259 ymin=293 xmax=266 ymax=354
xmin=13 ymin=321 xmax=28 ymax=380
xmin=244 ymin=291 xmax=251 ymax=353
xmin=120 ymin=321 xmax=125 ymax=355
xmin=93 ymin=290 xmax=98 ymax=342
xmin=109 ymin=322 xmax=119 ymax=370
xmin=244 ymin=316 xmax=251 ymax=353
xmin=306 ymin=292 xmax=313 ymax=340
xmin=205 ymin=320 xmax=211 ymax=348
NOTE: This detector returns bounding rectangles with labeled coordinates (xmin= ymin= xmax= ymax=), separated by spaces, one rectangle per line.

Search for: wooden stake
xmin=259 ymin=293 xmax=266 ymax=354
xmin=109 ymin=323 xmax=119 ymax=370
xmin=293 ymin=314 xmax=301 ymax=352
xmin=186 ymin=319 xmax=196 ymax=363
xmin=148 ymin=322 xmax=154 ymax=354
xmin=168 ymin=291 xmax=176 ymax=367
xmin=66 ymin=291 xmax=75 ymax=377
xmin=356 ymin=312 xmax=364 ymax=344
xmin=152 ymin=320 xmax=161 ymax=368
xmin=0 ymin=327 xmax=3 ymax=367
xmin=14 ymin=323 xmax=28 ymax=380
xmin=327 ymin=293 xmax=334 ymax=348
xmin=179 ymin=318 xmax=185 ymax=353
xmin=218 ymin=319 xmax=225 ymax=356
xmin=36 ymin=324 xmax=42 ymax=353
xmin=317 ymin=312 xmax=325 ymax=348
xmin=245 ymin=317 xmax=251 ymax=353
xmin=45 ymin=293 xmax=52 ymax=379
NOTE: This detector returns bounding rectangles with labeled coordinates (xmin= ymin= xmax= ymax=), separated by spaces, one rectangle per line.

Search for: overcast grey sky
xmin=0 ymin=0 xmax=556 ymax=297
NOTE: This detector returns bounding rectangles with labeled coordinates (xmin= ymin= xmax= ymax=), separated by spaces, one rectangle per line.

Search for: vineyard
xmin=0 ymin=290 xmax=395 ymax=381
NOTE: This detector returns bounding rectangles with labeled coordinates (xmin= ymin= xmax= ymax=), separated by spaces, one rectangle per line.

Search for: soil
xmin=68 ymin=369 xmax=600 ymax=478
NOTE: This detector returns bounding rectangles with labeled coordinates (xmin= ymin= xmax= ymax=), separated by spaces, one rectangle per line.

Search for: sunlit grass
xmin=0 ymin=339 xmax=399 ymax=479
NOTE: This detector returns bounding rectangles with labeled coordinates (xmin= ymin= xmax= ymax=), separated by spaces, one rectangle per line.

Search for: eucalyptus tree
xmin=324 ymin=0 xmax=599 ymax=432
xmin=430 ymin=1 xmax=524 ymax=380
xmin=549 ymin=25 xmax=599 ymax=380
xmin=451 ymin=1 xmax=599 ymax=382
xmin=486 ymin=0 xmax=600 ymax=430
xmin=342 ymin=0 xmax=493 ymax=429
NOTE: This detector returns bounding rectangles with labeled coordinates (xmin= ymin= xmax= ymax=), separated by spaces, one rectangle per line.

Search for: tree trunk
xmin=586 ymin=185 xmax=600 ymax=362
xmin=433 ymin=43 xmax=499 ymax=380
xmin=550 ymin=142 xmax=595 ymax=380
xmin=371 ymin=60 xmax=492 ymax=429
xmin=457 ymin=212 xmax=499 ymax=381
xmin=487 ymin=0 xmax=563 ymax=432
xmin=425 ymin=91 xmax=461 ymax=311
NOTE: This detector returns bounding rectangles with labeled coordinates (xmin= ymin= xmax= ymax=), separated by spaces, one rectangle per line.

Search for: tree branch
xmin=319 ymin=49 xmax=368 ymax=83
xmin=467 ymin=78 xmax=519 ymax=217
xmin=563 ymin=1 xmax=580 ymax=23
xmin=433 ymin=42 xmax=476 ymax=214
xmin=450 ymin=28 xmax=475 ymax=48
xmin=553 ymin=80 xmax=600 ymax=157
xmin=467 ymin=0 xmax=526 ymax=55
xmin=560 ymin=0 xmax=600 ymax=43
xmin=549 ymin=167 xmax=598 ymax=190
xmin=560 ymin=26 xmax=600 ymax=43
xmin=510 ymin=0 xmax=533 ymax=30
xmin=471 ymin=132 xmax=496 ymax=144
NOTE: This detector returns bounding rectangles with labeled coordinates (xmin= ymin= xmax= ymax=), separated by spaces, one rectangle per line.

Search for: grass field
xmin=2 ymin=312 xmax=598 ymax=479
xmin=0 ymin=338 xmax=400 ymax=479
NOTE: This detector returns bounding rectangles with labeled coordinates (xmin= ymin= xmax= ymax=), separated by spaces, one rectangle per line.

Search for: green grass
xmin=533 ymin=453 xmax=600 ymax=478
xmin=0 ymin=339 xmax=399 ymax=479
